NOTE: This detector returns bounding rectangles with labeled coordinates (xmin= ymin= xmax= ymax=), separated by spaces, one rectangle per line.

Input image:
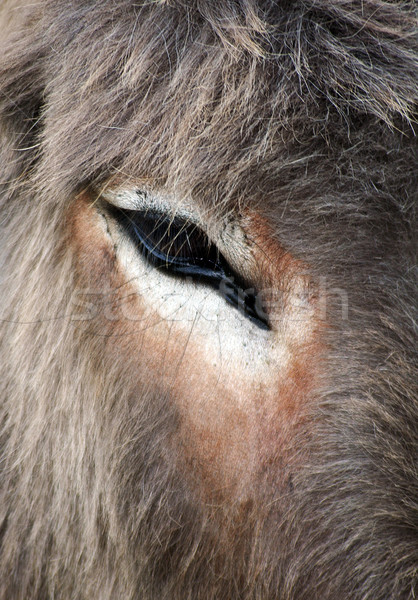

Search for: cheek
xmin=69 ymin=195 xmax=323 ymax=505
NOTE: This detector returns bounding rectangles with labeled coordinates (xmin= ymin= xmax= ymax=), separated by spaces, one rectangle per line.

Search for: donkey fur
xmin=0 ymin=1 xmax=417 ymax=599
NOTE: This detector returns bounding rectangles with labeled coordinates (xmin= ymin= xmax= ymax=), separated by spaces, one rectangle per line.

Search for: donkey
xmin=0 ymin=1 xmax=417 ymax=599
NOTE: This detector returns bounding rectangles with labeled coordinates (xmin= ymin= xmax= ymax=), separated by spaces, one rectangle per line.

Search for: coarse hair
xmin=0 ymin=1 xmax=417 ymax=599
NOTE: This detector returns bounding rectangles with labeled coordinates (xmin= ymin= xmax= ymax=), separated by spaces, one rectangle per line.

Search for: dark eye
xmin=107 ymin=205 xmax=270 ymax=330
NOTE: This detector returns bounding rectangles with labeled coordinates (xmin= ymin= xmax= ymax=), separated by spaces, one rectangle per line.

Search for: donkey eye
xmin=112 ymin=207 xmax=223 ymax=276
xmin=107 ymin=205 xmax=270 ymax=330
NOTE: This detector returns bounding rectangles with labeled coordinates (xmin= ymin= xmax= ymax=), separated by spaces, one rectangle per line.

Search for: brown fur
xmin=0 ymin=1 xmax=417 ymax=599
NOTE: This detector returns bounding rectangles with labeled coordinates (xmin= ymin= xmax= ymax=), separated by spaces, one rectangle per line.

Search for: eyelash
xmin=107 ymin=205 xmax=270 ymax=330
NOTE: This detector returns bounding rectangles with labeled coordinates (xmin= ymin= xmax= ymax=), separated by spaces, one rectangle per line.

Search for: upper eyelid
xmin=100 ymin=188 xmax=239 ymax=259
xmin=100 ymin=188 xmax=212 ymax=252
xmin=100 ymin=188 xmax=254 ymax=284
xmin=107 ymin=205 xmax=218 ymax=267
xmin=120 ymin=209 xmax=211 ymax=255
xmin=101 ymin=188 xmax=201 ymax=227
xmin=103 ymin=202 xmax=270 ymax=330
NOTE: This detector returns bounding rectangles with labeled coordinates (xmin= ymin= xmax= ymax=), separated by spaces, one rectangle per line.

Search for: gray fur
xmin=0 ymin=1 xmax=417 ymax=598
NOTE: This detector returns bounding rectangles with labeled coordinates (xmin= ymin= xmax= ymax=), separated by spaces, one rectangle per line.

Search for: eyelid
xmin=108 ymin=205 xmax=225 ymax=278
xmin=101 ymin=187 xmax=198 ymax=224
xmin=105 ymin=203 xmax=270 ymax=330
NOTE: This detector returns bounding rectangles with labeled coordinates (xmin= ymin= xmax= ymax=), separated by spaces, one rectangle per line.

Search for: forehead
xmin=36 ymin=1 xmax=404 ymax=204
xmin=0 ymin=0 xmax=408 ymax=251
xmin=41 ymin=3 xmax=288 ymax=193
